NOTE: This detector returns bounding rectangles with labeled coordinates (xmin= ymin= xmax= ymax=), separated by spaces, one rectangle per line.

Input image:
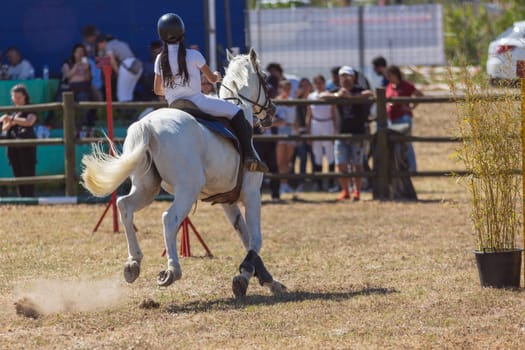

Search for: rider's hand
xmin=214 ymin=71 xmax=222 ymax=82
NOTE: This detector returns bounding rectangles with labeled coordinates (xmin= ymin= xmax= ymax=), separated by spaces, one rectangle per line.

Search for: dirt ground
xmin=1 ymin=98 xmax=525 ymax=349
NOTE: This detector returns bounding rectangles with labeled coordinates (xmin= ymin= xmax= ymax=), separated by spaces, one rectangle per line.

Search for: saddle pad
xmin=169 ymin=100 xmax=240 ymax=152
xmin=195 ymin=118 xmax=237 ymax=143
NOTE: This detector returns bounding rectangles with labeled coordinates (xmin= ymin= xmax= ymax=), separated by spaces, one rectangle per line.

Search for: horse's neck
xmin=220 ymin=81 xmax=254 ymax=125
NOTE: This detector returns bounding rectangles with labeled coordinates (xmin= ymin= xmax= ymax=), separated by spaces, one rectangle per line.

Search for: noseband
xmin=221 ymin=65 xmax=274 ymax=126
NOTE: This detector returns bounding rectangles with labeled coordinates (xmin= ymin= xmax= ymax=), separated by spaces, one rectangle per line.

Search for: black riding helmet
xmin=157 ymin=13 xmax=185 ymax=43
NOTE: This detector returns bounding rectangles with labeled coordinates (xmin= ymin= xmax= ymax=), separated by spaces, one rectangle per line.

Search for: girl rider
xmin=154 ymin=13 xmax=268 ymax=173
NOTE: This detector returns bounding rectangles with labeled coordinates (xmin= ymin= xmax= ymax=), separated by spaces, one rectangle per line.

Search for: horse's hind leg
xmin=157 ymin=183 xmax=202 ymax=287
xmin=117 ymin=169 xmax=161 ymax=283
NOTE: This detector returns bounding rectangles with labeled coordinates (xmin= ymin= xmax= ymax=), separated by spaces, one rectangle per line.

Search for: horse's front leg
xmin=157 ymin=185 xmax=200 ymax=287
xmin=222 ymin=203 xmax=254 ymax=297
xmin=235 ymin=179 xmax=287 ymax=297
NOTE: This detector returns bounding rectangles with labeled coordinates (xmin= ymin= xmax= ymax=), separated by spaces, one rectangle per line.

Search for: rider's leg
xmin=185 ymin=94 xmax=269 ymax=173
xmin=231 ymin=110 xmax=269 ymax=173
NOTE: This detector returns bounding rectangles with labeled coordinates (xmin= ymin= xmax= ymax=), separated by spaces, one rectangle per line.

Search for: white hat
xmin=338 ymin=66 xmax=355 ymax=76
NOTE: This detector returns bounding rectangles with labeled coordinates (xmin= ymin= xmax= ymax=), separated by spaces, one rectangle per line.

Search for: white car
xmin=486 ymin=21 xmax=525 ymax=83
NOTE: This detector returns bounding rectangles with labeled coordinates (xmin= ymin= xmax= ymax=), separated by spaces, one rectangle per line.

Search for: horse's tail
xmin=81 ymin=122 xmax=150 ymax=197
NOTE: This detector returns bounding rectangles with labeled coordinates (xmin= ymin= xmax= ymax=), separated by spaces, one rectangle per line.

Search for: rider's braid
xmin=160 ymin=39 xmax=189 ymax=88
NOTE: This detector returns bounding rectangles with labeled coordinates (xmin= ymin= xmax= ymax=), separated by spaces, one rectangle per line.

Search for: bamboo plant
xmin=450 ymin=68 xmax=522 ymax=252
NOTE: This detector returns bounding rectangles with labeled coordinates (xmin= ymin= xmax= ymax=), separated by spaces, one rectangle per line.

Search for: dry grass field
xmin=1 ymin=99 xmax=525 ymax=349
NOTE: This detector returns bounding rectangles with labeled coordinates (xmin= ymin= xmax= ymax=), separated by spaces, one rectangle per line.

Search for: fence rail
xmin=0 ymin=89 xmax=514 ymax=200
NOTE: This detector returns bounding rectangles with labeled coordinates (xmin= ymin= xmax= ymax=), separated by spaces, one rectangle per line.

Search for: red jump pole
xmin=161 ymin=217 xmax=213 ymax=258
xmin=93 ymin=56 xmax=119 ymax=233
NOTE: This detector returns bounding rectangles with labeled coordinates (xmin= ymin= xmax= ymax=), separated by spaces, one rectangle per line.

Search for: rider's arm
xmin=200 ymin=64 xmax=221 ymax=84
xmin=154 ymin=73 xmax=164 ymax=96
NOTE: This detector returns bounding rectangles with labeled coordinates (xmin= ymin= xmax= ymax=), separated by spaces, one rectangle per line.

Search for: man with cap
xmin=320 ymin=66 xmax=373 ymax=201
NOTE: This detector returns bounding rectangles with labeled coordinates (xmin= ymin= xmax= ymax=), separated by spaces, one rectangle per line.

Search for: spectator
xmin=81 ymin=25 xmax=104 ymax=103
xmin=254 ymin=122 xmax=280 ymax=202
xmin=0 ymin=84 xmax=37 ymax=197
xmin=306 ymin=74 xmax=336 ymax=192
xmin=0 ymin=49 xmax=8 ymax=80
xmin=137 ymin=41 xmax=163 ymax=101
xmin=385 ymin=65 xmax=423 ymax=171
xmin=326 ymin=66 xmax=341 ymax=92
xmin=321 ymin=66 xmax=373 ymax=201
xmin=254 ymin=74 xmax=281 ymax=200
xmin=5 ymin=47 xmax=34 ymax=80
xmin=60 ymin=44 xmax=94 ymax=131
xmin=274 ymin=79 xmax=297 ymax=195
xmin=372 ymin=56 xmax=389 ymax=87
xmin=355 ymin=69 xmax=372 ymax=90
xmin=96 ymin=33 xmax=143 ymax=102
xmin=293 ymin=77 xmax=313 ymax=192
xmin=266 ymin=62 xmax=284 ymax=81
xmin=81 ymin=25 xmax=100 ymax=59
xmin=265 ymin=74 xmax=280 ymax=100
xmin=265 ymin=62 xmax=298 ymax=96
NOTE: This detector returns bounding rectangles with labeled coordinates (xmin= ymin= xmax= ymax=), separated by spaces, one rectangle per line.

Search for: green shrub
xmin=450 ymin=66 xmax=522 ymax=251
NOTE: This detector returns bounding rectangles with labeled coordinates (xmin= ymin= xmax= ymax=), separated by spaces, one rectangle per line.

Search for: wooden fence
xmin=0 ymin=89 xmax=513 ymax=199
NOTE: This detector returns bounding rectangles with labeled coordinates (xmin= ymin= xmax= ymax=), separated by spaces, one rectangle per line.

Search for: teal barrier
xmin=0 ymin=127 xmax=128 ymax=177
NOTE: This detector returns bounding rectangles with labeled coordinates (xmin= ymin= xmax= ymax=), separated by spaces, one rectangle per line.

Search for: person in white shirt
xmin=153 ymin=13 xmax=267 ymax=173
xmin=306 ymin=74 xmax=336 ymax=191
xmin=96 ymin=34 xmax=142 ymax=102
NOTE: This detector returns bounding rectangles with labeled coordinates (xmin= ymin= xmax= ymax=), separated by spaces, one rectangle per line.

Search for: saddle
xmin=169 ymin=99 xmax=244 ymax=205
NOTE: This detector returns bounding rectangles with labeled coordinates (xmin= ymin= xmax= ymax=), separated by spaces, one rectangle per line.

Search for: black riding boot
xmin=231 ymin=111 xmax=269 ymax=173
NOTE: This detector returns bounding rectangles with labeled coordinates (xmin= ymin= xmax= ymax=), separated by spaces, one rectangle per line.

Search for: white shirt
xmin=308 ymin=91 xmax=333 ymax=120
xmin=154 ymin=45 xmax=206 ymax=104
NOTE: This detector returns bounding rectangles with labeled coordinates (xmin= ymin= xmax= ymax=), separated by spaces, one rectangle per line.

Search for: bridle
xmin=220 ymin=64 xmax=275 ymax=127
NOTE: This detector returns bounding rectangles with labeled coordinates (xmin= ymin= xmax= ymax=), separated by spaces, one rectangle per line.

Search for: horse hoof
xmin=269 ymin=280 xmax=287 ymax=295
xmin=124 ymin=260 xmax=141 ymax=283
xmin=232 ymin=275 xmax=249 ymax=298
xmin=156 ymin=267 xmax=182 ymax=287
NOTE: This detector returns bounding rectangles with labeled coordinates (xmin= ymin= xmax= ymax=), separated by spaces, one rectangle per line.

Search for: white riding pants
xmin=187 ymin=93 xmax=240 ymax=119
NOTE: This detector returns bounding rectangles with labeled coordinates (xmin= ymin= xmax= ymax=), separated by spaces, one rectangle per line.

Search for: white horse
xmin=81 ymin=49 xmax=286 ymax=297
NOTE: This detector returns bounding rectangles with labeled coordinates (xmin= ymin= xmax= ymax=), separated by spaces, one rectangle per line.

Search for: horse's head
xmin=220 ymin=48 xmax=275 ymax=127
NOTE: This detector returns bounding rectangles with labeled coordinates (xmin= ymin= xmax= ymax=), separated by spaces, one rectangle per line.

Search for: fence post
xmin=62 ymin=91 xmax=77 ymax=197
xmin=373 ymin=87 xmax=390 ymax=199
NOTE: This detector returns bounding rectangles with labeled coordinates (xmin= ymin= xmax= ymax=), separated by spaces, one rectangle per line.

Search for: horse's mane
xmin=224 ymin=54 xmax=254 ymax=88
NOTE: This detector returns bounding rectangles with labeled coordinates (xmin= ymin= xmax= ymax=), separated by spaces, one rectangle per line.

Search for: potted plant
xmin=451 ymin=67 xmax=522 ymax=288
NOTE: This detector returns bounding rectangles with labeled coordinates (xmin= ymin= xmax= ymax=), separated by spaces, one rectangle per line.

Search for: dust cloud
xmin=14 ymin=276 xmax=124 ymax=316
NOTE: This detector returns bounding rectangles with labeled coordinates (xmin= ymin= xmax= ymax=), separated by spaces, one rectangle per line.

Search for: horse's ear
xmin=226 ymin=49 xmax=234 ymax=62
xmin=249 ymin=48 xmax=258 ymax=64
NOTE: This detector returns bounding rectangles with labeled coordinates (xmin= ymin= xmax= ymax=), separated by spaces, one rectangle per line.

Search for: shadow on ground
xmin=164 ymin=286 xmax=398 ymax=314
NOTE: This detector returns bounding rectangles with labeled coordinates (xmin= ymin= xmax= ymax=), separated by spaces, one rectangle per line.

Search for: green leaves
xmin=451 ymin=66 xmax=522 ymax=251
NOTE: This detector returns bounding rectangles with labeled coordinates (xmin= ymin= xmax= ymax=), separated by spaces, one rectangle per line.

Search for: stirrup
xmin=245 ymin=158 xmax=269 ymax=173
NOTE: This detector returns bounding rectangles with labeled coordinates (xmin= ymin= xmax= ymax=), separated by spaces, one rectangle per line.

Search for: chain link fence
xmin=248 ymin=3 xmax=445 ymax=85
